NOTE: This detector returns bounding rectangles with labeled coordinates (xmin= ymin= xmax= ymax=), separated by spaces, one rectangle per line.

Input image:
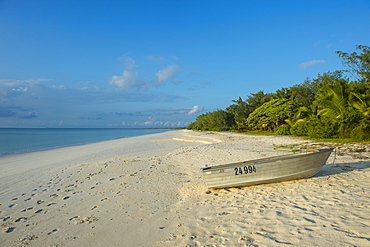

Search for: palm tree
xmin=285 ymin=105 xmax=319 ymax=128
xmin=226 ymin=97 xmax=248 ymax=130
xmin=351 ymin=92 xmax=370 ymax=120
xmin=315 ymin=78 xmax=352 ymax=120
xmin=315 ymin=77 xmax=370 ymax=138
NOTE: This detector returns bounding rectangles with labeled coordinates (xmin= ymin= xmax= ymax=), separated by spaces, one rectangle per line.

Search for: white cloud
xmin=124 ymin=57 xmax=138 ymax=69
xmin=110 ymin=60 xmax=182 ymax=90
xmin=0 ymin=78 xmax=52 ymax=87
xmin=149 ymin=106 xmax=204 ymax=116
xmin=12 ymin=87 xmax=28 ymax=92
xmin=110 ymin=56 xmax=143 ymax=90
xmin=156 ymin=64 xmax=181 ymax=84
xmin=143 ymin=117 xmax=155 ymax=126
xmin=188 ymin=105 xmax=203 ymax=115
xmin=109 ymin=70 xmax=145 ymax=90
xmin=116 ymin=118 xmax=188 ymax=127
xmin=299 ymin=60 xmax=326 ymax=69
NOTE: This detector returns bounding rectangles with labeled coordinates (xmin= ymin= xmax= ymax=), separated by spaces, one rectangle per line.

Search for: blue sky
xmin=1 ymin=0 xmax=369 ymax=128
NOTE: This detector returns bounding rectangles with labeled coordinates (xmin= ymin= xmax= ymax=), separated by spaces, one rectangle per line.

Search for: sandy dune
xmin=1 ymin=130 xmax=369 ymax=246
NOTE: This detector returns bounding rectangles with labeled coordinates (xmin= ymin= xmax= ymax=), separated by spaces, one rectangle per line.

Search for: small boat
xmin=202 ymin=148 xmax=334 ymax=189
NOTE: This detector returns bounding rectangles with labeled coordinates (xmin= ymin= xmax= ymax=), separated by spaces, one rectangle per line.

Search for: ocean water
xmin=0 ymin=128 xmax=175 ymax=156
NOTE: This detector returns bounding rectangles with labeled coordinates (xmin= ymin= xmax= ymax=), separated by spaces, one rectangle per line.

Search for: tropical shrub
xmin=351 ymin=119 xmax=370 ymax=141
xmin=290 ymin=119 xmax=309 ymax=136
xmin=246 ymin=99 xmax=297 ymax=131
xmin=306 ymin=117 xmax=338 ymax=139
xmin=187 ymin=110 xmax=236 ymax=131
xmin=274 ymin=125 xmax=291 ymax=135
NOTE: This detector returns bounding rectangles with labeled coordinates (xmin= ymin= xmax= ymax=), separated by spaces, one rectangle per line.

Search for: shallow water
xmin=0 ymin=128 xmax=174 ymax=156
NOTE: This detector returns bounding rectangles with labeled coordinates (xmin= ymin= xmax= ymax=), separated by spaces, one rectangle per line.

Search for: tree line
xmin=187 ymin=45 xmax=370 ymax=141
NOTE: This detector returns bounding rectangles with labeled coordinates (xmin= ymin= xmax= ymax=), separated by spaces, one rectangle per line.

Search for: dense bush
xmin=290 ymin=117 xmax=337 ymax=139
xmin=335 ymin=110 xmax=363 ymax=138
xmin=187 ymin=110 xmax=235 ymax=131
xmin=306 ymin=117 xmax=338 ymax=139
xmin=290 ymin=120 xmax=308 ymax=136
xmin=351 ymin=120 xmax=370 ymax=141
xmin=246 ymin=99 xmax=297 ymax=131
xmin=274 ymin=125 xmax=291 ymax=135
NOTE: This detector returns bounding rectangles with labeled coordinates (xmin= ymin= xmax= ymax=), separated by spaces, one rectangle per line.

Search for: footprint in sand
xmin=2 ymin=216 xmax=11 ymax=221
xmin=50 ymin=194 xmax=58 ymax=198
xmin=63 ymin=196 xmax=70 ymax=200
xmin=4 ymin=227 xmax=16 ymax=233
xmin=11 ymin=198 xmax=18 ymax=201
xmin=69 ymin=216 xmax=98 ymax=225
xmin=18 ymin=234 xmax=39 ymax=245
xmin=36 ymin=200 xmax=45 ymax=205
xmin=47 ymin=229 xmax=59 ymax=235
xmin=303 ymin=217 xmax=316 ymax=223
xmin=21 ymin=207 xmax=33 ymax=212
xmin=8 ymin=204 xmax=16 ymax=208
xmin=15 ymin=217 xmax=28 ymax=222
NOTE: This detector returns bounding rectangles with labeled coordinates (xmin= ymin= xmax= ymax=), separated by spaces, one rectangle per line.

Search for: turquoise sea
xmin=0 ymin=128 xmax=175 ymax=156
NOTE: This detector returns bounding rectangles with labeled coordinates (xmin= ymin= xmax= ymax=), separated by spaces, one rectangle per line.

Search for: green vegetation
xmin=187 ymin=45 xmax=370 ymax=141
xmin=187 ymin=110 xmax=236 ymax=131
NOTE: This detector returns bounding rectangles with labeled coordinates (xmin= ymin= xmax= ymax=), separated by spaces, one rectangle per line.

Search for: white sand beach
xmin=1 ymin=130 xmax=369 ymax=246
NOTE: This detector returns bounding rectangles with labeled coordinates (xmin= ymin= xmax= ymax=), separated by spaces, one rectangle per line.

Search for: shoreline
xmin=1 ymin=130 xmax=369 ymax=246
xmin=0 ymin=128 xmax=177 ymax=157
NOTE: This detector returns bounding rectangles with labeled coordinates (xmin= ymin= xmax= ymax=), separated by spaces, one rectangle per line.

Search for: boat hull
xmin=202 ymin=148 xmax=334 ymax=189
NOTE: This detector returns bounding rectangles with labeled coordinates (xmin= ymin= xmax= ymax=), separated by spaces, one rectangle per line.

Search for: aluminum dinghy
xmin=202 ymin=148 xmax=334 ymax=189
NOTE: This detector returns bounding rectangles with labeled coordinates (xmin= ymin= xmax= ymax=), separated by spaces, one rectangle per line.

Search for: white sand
xmin=0 ymin=130 xmax=369 ymax=246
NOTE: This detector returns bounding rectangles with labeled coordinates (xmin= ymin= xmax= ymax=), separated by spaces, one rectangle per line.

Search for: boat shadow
xmin=315 ymin=161 xmax=370 ymax=178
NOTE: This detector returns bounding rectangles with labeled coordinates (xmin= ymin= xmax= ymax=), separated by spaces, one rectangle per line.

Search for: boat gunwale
xmin=206 ymin=166 xmax=324 ymax=189
xmin=201 ymin=148 xmax=334 ymax=172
